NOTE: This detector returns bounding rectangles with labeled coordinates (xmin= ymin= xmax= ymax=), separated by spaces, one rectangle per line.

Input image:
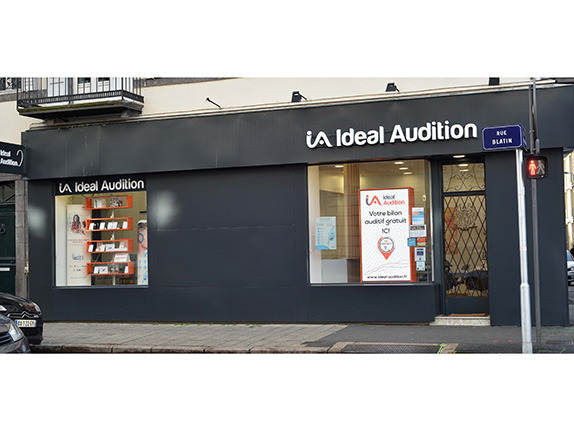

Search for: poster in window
xmin=66 ymin=204 xmax=91 ymax=285
xmin=359 ymin=188 xmax=415 ymax=282
xmin=315 ymin=217 xmax=337 ymax=250
xmin=137 ymin=219 xmax=148 ymax=285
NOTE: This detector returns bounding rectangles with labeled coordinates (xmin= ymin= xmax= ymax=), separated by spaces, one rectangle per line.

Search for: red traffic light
xmin=524 ymin=155 xmax=548 ymax=179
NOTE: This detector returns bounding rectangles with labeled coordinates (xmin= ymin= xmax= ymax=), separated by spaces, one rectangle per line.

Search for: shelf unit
xmin=85 ymin=194 xmax=135 ymax=278
xmin=87 ymin=262 xmax=134 ymax=276
xmin=86 ymin=195 xmax=133 ymax=210
xmin=87 ymin=238 xmax=134 ymax=254
xmin=87 ymin=217 xmax=133 ymax=232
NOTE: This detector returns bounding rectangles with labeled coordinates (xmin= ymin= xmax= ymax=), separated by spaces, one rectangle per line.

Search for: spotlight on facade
xmin=291 ymin=91 xmax=307 ymax=102
xmin=385 ymin=82 xmax=399 ymax=92
xmin=489 ymin=77 xmax=500 ymax=86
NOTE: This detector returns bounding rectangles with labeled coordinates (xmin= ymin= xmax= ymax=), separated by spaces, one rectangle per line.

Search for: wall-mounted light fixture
xmin=489 ymin=77 xmax=500 ymax=86
xmin=291 ymin=91 xmax=307 ymax=102
xmin=385 ymin=82 xmax=399 ymax=92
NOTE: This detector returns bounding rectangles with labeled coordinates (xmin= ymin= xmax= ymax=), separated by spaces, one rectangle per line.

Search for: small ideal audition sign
xmin=0 ymin=141 xmax=25 ymax=175
xmin=359 ymin=187 xmax=415 ymax=282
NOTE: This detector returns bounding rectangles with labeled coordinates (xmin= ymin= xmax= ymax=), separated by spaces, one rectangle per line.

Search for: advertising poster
xmin=66 ymin=204 xmax=91 ymax=285
xmin=409 ymin=225 xmax=427 ymax=237
xmin=412 ymin=207 xmax=424 ymax=225
xmin=137 ymin=219 xmax=148 ymax=285
xmin=359 ymin=188 xmax=415 ymax=282
xmin=315 ymin=217 xmax=337 ymax=250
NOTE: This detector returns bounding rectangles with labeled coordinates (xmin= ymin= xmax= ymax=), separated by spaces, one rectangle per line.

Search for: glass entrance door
xmin=442 ymin=162 xmax=489 ymax=314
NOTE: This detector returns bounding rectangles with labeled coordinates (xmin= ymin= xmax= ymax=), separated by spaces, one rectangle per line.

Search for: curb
xmin=30 ymin=344 xmax=332 ymax=354
xmin=30 ymin=342 xmax=458 ymax=354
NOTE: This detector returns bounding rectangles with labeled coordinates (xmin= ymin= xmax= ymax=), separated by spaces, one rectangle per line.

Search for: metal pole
xmin=529 ymin=78 xmax=542 ymax=352
xmin=516 ymin=148 xmax=533 ymax=353
xmin=531 ymin=172 xmax=541 ymax=351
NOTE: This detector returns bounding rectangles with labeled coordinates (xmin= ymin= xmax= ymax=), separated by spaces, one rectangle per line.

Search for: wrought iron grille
xmin=443 ymin=163 xmax=488 ymax=298
xmin=443 ymin=163 xmax=485 ymax=193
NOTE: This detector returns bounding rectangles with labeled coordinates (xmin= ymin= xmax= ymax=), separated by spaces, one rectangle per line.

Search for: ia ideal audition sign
xmin=359 ymin=188 xmax=415 ymax=282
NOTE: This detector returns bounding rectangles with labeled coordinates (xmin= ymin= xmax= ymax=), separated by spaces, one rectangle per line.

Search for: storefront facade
xmin=23 ymin=85 xmax=572 ymax=325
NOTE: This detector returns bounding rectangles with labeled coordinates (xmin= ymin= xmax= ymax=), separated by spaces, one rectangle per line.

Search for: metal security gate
xmin=442 ymin=162 xmax=489 ymax=314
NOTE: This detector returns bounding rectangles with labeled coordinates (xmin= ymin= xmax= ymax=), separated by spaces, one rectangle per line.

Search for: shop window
xmin=308 ymin=160 xmax=432 ymax=284
xmin=55 ymin=191 xmax=148 ymax=287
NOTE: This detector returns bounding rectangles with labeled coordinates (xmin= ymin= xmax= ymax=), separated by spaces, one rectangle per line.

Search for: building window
xmin=0 ymin=182 xmax=16 ymax=204
xmin=78 ymin=77 xmax=92 ymax=93
xmin=0 ymin=77 xmax=21 ymax=91
xmin=308 ymin=160 xmax=432 ymax=283
xmin=55 ymin=190 xmax=148 ymax=287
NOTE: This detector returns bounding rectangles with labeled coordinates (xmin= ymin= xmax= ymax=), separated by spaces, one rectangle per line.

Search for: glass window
xmin=442 ymin=162 xmax=485 ymax=193
xmin=0 ymin=77 xmax=20 ymax=91
xmin=55 ymin=191 xmax=148 ymax=287
xmin=308 ymin=160 xmax=432 ymax=283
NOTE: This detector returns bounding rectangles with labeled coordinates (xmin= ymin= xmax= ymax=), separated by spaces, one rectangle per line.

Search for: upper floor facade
xmin=1 ymin=77 xmax=531 ymax=145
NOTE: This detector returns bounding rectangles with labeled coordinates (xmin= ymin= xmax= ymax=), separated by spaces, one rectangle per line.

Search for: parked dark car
xmin=0 ymin=314 xmax=30 ymax=353
xmin=0 ymin=292 xmax=43 ymax=345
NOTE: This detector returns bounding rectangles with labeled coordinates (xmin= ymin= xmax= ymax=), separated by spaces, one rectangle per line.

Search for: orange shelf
xmin=87 ymin=262 xmax=134 ymax=276
xmin=87 ymin=217 xmax=133 ymax=232
xmin=86 ymin=195 xmax=133 ymax=210
xmin=87 ymin=238 xmax=134 ymax=254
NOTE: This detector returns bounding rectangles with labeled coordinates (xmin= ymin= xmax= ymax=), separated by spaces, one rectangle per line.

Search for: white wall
xmin=140 ymin=77 xmax=529 ymax=117
xmin=0 ymin=97 xmax=39 ymax=144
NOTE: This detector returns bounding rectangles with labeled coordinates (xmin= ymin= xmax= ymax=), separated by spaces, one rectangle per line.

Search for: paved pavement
xmin=30 ymin=321 xmax=574 ymax=354
xmin=29 ymin=286 xmax=574 ymax=354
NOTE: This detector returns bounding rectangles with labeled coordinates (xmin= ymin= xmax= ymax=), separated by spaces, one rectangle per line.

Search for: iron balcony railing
xmin=16 ymin=77 xmax=144 ymax=108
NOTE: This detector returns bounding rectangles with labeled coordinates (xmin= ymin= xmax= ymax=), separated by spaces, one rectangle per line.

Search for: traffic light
xmin=524 ymin=155 xmax=548 ymax=179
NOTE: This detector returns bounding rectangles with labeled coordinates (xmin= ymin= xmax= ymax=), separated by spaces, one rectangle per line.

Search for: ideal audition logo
xmin=306 ymin=120 xmax=477 ymax=149
xmin=365 ymin=195 xmax=382 ymax=206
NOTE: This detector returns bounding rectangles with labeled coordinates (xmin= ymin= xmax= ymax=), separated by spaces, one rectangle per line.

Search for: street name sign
xmin=482 ymin=124 xmax=527 ymax=151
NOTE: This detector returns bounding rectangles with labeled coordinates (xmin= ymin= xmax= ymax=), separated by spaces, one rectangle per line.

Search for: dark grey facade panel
xmin=147 ymin=166 xmax=306 ymax=288
xmin=526 ymin=149 xmax=569 ymax=325
xmin=486 ymin=149 xmax=568 ymax=326
xmin=307 ymin=284 xmax=439 ymax=322
xmin=27 ymin=180 xmax=55 ymax=319
xmin=23 ymin=127 xmax=102 ymax=178
xmin=485 ymin=150 xmax=520 ymax=325
xmin=53 ymin=287 xmax=151 ymax=321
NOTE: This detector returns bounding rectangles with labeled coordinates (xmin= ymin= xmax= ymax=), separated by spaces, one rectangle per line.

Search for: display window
xmin=308 ymin=160 xmax=433 ymax=284
xmin=55 ymin=188 xmax=148 ymax=287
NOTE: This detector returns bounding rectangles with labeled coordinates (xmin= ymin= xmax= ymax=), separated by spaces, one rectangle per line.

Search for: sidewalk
xmin=30 ymin=320 xmax=574 ymax=354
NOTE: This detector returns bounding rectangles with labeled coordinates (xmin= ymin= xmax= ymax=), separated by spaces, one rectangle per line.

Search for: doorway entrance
xmin=442 ymin=162 xmax=489 ymax=315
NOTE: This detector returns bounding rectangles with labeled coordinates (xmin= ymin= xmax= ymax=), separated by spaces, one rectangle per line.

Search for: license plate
xmin=16 ymin=320 xmax=36 ymax=328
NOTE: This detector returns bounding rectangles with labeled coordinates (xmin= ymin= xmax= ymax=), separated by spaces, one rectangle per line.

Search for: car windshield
xmin=568 ymin=251 xmax=574 ymax=262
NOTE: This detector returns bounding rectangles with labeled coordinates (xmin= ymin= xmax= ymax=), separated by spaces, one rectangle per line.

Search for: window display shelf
xmin=87 ymin=238 xmax=134 ymax=254
xmin=87 ymin=217 xmax=133 ymax=232
xmin=86 ymin=195 xmax=133 ymax=210
xmin=87 ymin=262 xmax=134 ymax=276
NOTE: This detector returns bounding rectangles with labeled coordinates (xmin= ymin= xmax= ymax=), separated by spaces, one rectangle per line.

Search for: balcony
xmin=16 ymin=78 xmax=144 ymax=120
